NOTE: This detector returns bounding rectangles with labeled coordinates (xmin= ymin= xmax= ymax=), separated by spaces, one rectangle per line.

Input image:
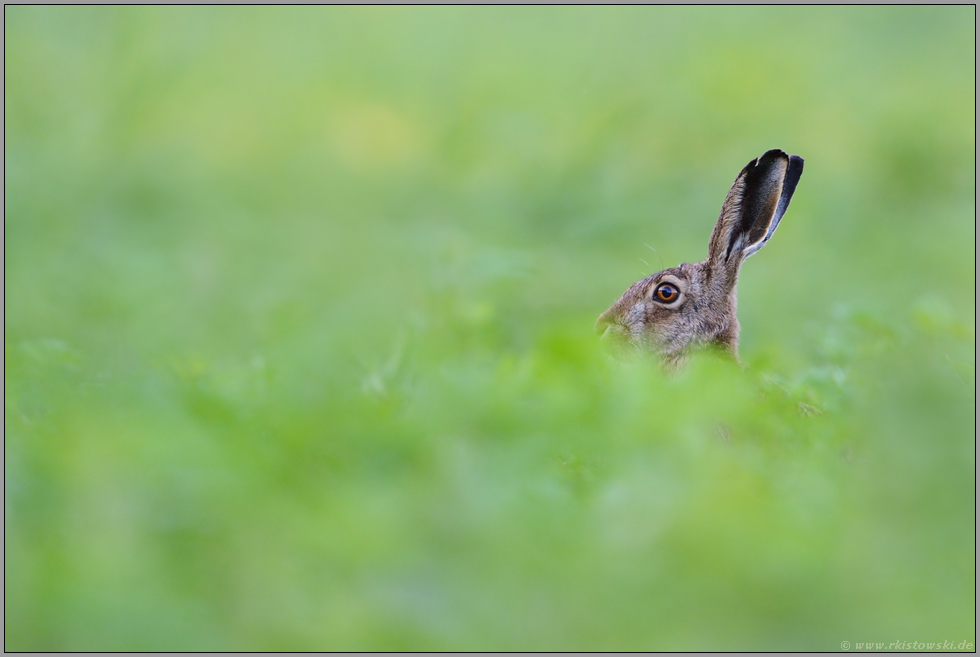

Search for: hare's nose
xmin=595 ymin=309 xmax=616 ymax=336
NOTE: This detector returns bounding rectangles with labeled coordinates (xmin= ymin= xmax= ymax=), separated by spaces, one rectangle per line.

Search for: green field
xmin=5 ymin=6 xmax=975 ymax=650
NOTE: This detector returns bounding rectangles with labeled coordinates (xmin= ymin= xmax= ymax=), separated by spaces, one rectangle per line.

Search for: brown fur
xmin=596 ymin=149 xmax=804 ymax=370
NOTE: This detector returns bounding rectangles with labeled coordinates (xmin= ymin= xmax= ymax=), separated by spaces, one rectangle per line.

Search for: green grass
xmin=4 ymin=6 xmax=975 ymax=650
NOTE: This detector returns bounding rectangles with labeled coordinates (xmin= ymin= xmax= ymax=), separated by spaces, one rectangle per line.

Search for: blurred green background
xmin=4 ymin=6 xmax=975 ymax=650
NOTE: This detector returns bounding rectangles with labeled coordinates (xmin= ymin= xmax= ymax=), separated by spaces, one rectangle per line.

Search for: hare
xmin=596 ymin=149 xmax=804 ymax=370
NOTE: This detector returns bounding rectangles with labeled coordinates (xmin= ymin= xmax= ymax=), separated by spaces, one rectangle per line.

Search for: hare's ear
xmin=706 ymin=149 xmax=804 ymax=289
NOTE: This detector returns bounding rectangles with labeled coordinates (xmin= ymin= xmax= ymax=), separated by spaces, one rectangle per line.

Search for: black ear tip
xmin=787 ymin=154 xmax=805 ymax=181
xmin=761 ymin=148 xmax=788 ymax=159
xmin=748 ymin=149 xmax=789 ymax=171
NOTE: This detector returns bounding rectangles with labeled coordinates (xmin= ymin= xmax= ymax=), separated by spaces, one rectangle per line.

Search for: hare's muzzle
xmin=595 ymin=309 xmax=617 ymax=337
xmin=596 ymin=310 xmax=635 ymax=362
xmin=595 ymin=310 xmax=630 ymax=344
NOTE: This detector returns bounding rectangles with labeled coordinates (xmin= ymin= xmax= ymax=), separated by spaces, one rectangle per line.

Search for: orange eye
xmin=654 ymin=283 xmax=680 ymax=303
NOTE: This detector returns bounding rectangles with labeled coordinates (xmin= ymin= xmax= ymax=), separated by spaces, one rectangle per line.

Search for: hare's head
xmin=596 ymin=149 xmax=804 ymax=369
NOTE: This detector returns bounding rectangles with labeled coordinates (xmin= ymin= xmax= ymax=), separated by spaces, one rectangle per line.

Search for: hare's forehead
xmin=622 ymin=265 xmax=695 ymax=300
xmin=648 ymin=265 xmax=694 ymax=286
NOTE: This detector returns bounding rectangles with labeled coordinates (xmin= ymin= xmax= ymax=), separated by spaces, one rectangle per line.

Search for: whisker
xmin=644 ymin=243 xmax=664 ymax=270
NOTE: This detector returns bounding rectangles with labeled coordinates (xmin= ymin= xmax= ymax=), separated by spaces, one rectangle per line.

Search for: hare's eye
xmin=654 ymin=283 xmax=680 ymax=304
